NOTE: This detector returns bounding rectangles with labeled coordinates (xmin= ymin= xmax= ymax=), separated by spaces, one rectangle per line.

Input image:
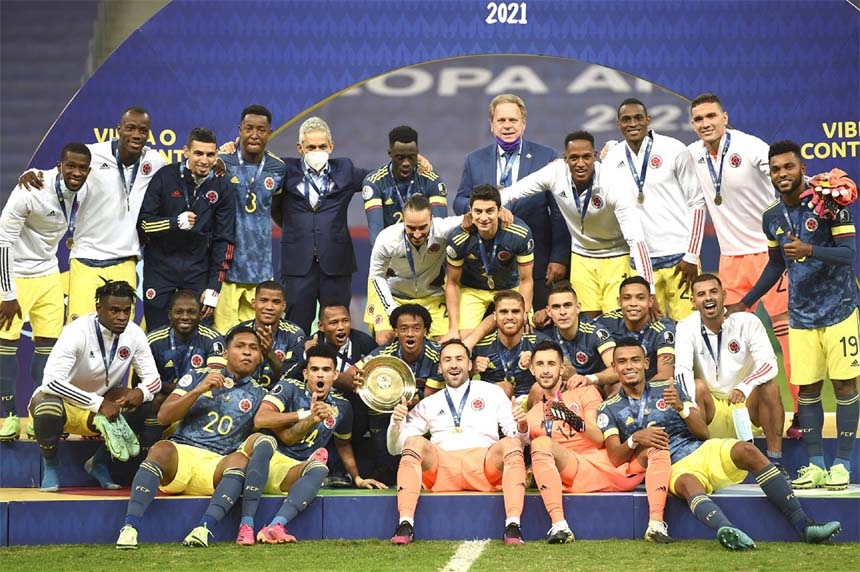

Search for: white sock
xmin=399 ymin=516 xmax=414 ymax=527
xmin=505 ymin=517 xmax=520 ymax=527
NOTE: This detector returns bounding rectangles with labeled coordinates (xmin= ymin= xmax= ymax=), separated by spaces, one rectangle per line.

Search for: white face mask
xmin=304 ymin=151 xmax=329 ymax=172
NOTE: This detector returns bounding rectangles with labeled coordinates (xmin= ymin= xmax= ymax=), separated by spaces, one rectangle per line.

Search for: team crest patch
xmin=655 ymin=398 xmax=669 ymax=411
xmin=591 ymin=196 xmax=604 ymax=209
xmin=212 ymin=341 xmax=224 ymax=354
xmin=527 ymin=238 xmax=534 ymax=251
xmin=178 ymin=373 xmax=193 ymax=388
xmin=271 ymin=384 xmax=283 ymax=395
xmin=375 ymin=315 xmax=384 ymax=325
xmin=569 ymin=402 xmax=581 ymax=415
xmin=728 ymin=339 xmax=741 ymax=353
xmin=141 ymin=161 xmax=152 ymax=176
xmin=649 ymin=155 xmax=662 ymax=169
xmin=190 ymin=354 xmax=204 ymax=368
xmin=264 ymin=176 xmax=275 ymax=190
xmin=324 ymin=416 xmax=336 ymax=429
xmin=428 ymin=243 xmax=441 ymax=253
xmin=664 ymin=331 xmax=674 ymax=344
xmin=275 ymin=349 xmax=286 ymax=361
xmin=70 ymin=314 xmax=79 ymax=321
xmin=729 ymin=153 xmax=742 ymax=168
xmin=438 ymin=183 xmax=447 ymax=196
xmin=805 ymin=218 xmax=819 ymax=232
xmin=597 ymin=413 xmax=609 ymax=429
xmin=575 ymin=351 xmax=588 ymax=365
xmin=362 ymin=185 xmax=374 ymax=200
xmin=498 ymin=250 xmax=512 ymax=262
xmin=145 ymin=288 xmax=156 ymax=300
xmin=596 ymin=328 xmax=610 ymax=341
xmin=238 ymin=398 xmax=253 ymax=413
xmin=446 ymin=245 xmax=458 ymax=258
xmin=205 ymin=190 xmax=219 ymax=204
xmin=367 ymin=304 xmax=375 ymax=314
xmin=118 ymin=347 xmax=131 ymax=360
xmin=471 ymin=398 xmax=485 ymax=411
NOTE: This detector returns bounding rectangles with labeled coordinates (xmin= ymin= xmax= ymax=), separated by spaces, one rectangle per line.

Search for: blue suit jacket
xmin=272 ymin=158 xmax=369 ymax=276
xmin=454 ymin=140 xmax=570 ymax=279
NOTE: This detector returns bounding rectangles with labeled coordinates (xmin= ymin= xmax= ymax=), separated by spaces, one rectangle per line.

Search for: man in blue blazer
xmin=454 ymin=94 xmax=570 ymax=311
xmin=271 ymin=117 xmax=370 ymax=334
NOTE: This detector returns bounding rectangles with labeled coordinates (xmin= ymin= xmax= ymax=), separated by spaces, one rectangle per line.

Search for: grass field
xmin=2 ymin=539 xmax=858 ymax=572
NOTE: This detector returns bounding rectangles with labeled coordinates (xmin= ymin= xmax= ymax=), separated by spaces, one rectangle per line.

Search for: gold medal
xmin=637 ymin=191 xmax=645 ymax=204
xmin=66 ymin=237 xmax=74 ymax=249
xmin=714 ymin=194 xmax=723 ymax=206
xmin=487 ymin=276 xmax=495 ymax=289
xmin=223 ymin=378 xmax=235 ymax=389
xmin=452 ymin=426 xmax=463 ymax=433
xmin=505 ymin=375 xmax=516 ymax=385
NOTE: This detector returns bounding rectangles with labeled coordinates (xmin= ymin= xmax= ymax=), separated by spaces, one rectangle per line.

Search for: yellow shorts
xmin=457 ymin=287 xmax=498 ymax=331
xmin=669 ymin=438 xmax=747 ymax=495
xmin=789 ymin=308 xmax=860 ymax=384
xmin=264 ymin=450 xmax=303 ymax=494
xmin=720 ymin=253 xmax=788 ymax=317
xmin=569 ymin=253 xmax=631 ymax=313
xmin=213 ymin=281 xmax=257 ymax=334
xmin=159 ymin=442 xmax=223 ymax=496
xmin=708 ymin=396 xmax=764 ymax=439
xmin=0 ymin=273 xmax=64 ymax=340
xmin=653 ymin=264 xmax=695 ymax=321
xmin=67 ymin=258 xmax=137 ymax=322
xmin=62 ymin=402 xmax=99 ymax=437
xmin=365 ymin=292 xmax=449 ymax=338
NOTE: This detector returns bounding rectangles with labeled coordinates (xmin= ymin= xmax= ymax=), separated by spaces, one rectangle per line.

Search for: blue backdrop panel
xmin=0 ymin=501 xmax=7 ymax=547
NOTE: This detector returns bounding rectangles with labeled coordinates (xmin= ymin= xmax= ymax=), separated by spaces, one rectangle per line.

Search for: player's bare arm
xmin=157 ymin=371 xmax=224 ymax=425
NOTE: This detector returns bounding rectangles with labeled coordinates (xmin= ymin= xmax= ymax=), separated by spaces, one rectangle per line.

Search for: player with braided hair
xmin=525 ymin=339 xmax=673 ymax=544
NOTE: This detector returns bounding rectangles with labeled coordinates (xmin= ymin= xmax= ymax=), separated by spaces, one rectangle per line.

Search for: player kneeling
xmin=598 ymin=338 xmax=841 ymax=550
xmin=527 ymin=339 xmax=673 ymax=543
xmin=387 ymin=340 xmax=530 ymax=545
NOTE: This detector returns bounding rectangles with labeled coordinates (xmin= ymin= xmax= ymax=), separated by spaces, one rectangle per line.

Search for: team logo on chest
xmin=568 ymin=402 xmax=581 ymax=416
xmin=118 ymin=347 xmax=131 ymax=360
xmin=324 ymin=416 xmax=337 ymax=429
xmin=729 ymin=154 xmax=742 ymax=168
xmin=238 ymin=398 xmax=253 ymax=413
xmin=655 ymin=398 xmax=669 ymax=411
xmin=275 ymin=349 xmax=286 ymax=361
xmin=497 ymin=250 xmax=512 ymax=262
xmin=575 ymin=351 xmax=588 ymax=365
xmin=590 ymin=196 xmax=604 ymax=209
xmin=727 ymin=339 xmax=741 ymax=353
xmin=145 ymin=288 xmax=156 ymax=300
xmin=190 ymin=354 xmax=204 ymax=368
xmin=805 ymin=218 xmax=819 ymax=232
xmin=428 ymin=243 xmax=441 ymax=253
xmin=205 ymin=190 xmax=219 ymax=204
xmin=142 ymin=162 xmax=152 ymax=176
xmin=264 ymin=177 xmax=275 ymax=191
xmin=471 ymin=398 xmax=485 ymax=411
xmin=649 ymin=155 xmax=662 ymax=169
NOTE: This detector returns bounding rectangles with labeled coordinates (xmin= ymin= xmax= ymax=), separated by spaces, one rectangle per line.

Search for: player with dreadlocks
xmin=525 ymin=339 xmax=673 ymax=544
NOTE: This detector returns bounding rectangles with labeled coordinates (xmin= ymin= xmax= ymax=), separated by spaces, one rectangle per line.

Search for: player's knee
xmin=147 ymin=440 xmax=176 ymax=467
xmin=832 ymin=378 xmax=858 ymax=395
xmin=798 ymin=381 xmax=824 ymax=396
xmin=530 ymin=435 xmax=553 ymax=453
xmin=253 ymin=434 xmax=277 ymax=454
xmin=403 ymin=435 xmax=428 ymax=453
xmin=224 ymin=451 xmax=250 ymax=471
xmin=730 ymin=440 xmax=765 ymax=470
xmin=499 ymin=436 xmax=524 ymax=455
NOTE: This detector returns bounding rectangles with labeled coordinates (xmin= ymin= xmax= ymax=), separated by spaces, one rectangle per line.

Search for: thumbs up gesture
xmin=511 ymin=395 xmax=527 ymax=426
xmin=392 ymin=396 xmax=409 ymax=424
xmin=664 ymin=376 xmax=682 ymax=412
xmin=783 ymin=231 xmax=811 ymax=261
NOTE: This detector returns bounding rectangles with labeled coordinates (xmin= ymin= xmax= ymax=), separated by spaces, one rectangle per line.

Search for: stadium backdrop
xmin=11 ymin=0 xmax=860 ymax=411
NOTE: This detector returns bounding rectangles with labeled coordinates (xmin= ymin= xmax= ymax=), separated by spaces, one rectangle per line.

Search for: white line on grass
xmin=439 ymin=539 xmax=491 ymax=572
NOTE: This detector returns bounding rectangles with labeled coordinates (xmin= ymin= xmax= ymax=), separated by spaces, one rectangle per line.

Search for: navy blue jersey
xmin=598 ymin=379 xmax=700 ymax=464
xmin=220 ymin=150 xmax=287 ymax=284
xmin=264 ymin=378 xmax=353 ymax=460
xmin=357 ymin=338 xmax=441 ymax=398
xmin=363 ymin=162 xmax=448 ymax=244
xmin=446 ymin=218 xmax=534 ymax=290
xmin=537 ymin=320 xmax=615 ymax=375
xmin=169 ymin=368 xmax=266 ymax=455
xmin=762 ymin=198 xmax=859 ymax=329
xmin=237 ymin=318 xmax=306 ymax=388
xmin=597 ymin=310 xmax=676 ymax=379
xmin=472 ymin=332 xmax=538 ymax=397
xmin=146 ymin=324 xmax=225 ymax=390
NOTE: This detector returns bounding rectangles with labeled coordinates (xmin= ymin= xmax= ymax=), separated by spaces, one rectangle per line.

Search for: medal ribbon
xmin=543 ymin=388 xmax=564 ymax=436
xmin=402 ymin=232 xmax=420 ymax=293
xmin=388 ymin=163 xmax=416 ymax=211
xmin=626 ymin=384 xmax=650 ymax=431
xmin=303 ymin=168 xmax=329 ymax=206
xmin=478 ymin=236 xmax=498 ymax=286
xmin=112 ymin=139 xmax=141 ymax=211
xmin=444 ymin=382 xmax=471 ymax=429
xmin=496 ymin=337 xmax=524 ymax=381
xmin=94 ymin=318 xmax=120 ymax=386
xmin=705 ymin=132 xmax=732 ymax=203
xmin=178 ymin=163 xmax=213 ymax=210
xmin=498 ymin=144 xmax=520 ymax=188
xmin=625 ymin=135 xmax=653 ymax=198
xmin=700 ymin=322 xmax=723 ymax=383
xmin=169 ymin=327 xmax=198 ymax=381
xmin=54 ymin=176 xmax=78 ymax=237
xmin=236 ymin=147 xmax=266 ymax=207
xmin=570 ymin=178 xmax=593 ymax=232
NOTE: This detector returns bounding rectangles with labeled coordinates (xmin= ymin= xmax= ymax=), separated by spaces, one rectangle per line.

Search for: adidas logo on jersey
xmin=438 ymin=409 xmax=446 ymax=416
xmin=559 ymin=190 xmax=568 ymax=197
xmin=47 ymin=210 xmax=57 ymax=216
xmin=852 ymin=360 xmax=860 ymax=368
xmin=100 ymin=162 xmax=111 ymax=169
xmin=617 ymin=161 xmax=626 ymax=167
xmin=697 ymin=157 xmax=706 ymax=164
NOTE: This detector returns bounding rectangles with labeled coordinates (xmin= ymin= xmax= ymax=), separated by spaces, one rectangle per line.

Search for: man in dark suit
xmin=271 ymin=117 xmax=369 ymax=334
xmin=454 ymin=94 xmax=570 ymax=311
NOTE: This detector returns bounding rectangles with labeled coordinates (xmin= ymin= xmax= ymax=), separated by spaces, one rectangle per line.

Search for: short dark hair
xmin=690 ymin=93 xmax=723 ymax=112
xmin=390 ymin=303 xmax=431 ymax=332
xmin=318 ymin=301 xmax=349 ymax=319
xmin=768 ymin=140 xmax=803 ymax=161
xmin=168 ymin=289 xmax=200 ymax=312
xmin=240 ymin=104 xmax=272 ymax=125
xmin=440 ymin=338 xmax=470 ymax=360
xmin=60 ymin=142 xmax=91 ymax=163
xmin=255 ymin=280 xmax=285 ymax=297
xmin=94 ymin=280 xmax=136 ymax=303
xmin=389 ymin=125 xmax=418 ymax=147
xmin=548 ymin=280 xmax=577 ymax=299
xmin=619 ymin=275 xmax=651 ymax=294
xmin=469 ymin=183 xmax=501 ymax=207
xmin=532 ymin=339 xmax=563 ymax=361
xmin=121 ymin=106 xmax=149 ymax=120
xmin=612 ymin=336 xmax=646 ymax=357
xmin=617 ymin=98 xmax=648 ymax=118
xmin=564 ymin=130 xmax=595 ymax=148
xmin=225 ymin=324 xmax=259 ymax=346
xmin=403 ymin=193 xmax=431 ymax=213
xmin=305 ymin=343 xmax=338 ymax=368
xmin=493 ymin=289 xmax=525 ymax=308
xmin=691 ymin=272 xmax=722 ymax=289
xmin=187 ymin=127 xmax=217 ymax=147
